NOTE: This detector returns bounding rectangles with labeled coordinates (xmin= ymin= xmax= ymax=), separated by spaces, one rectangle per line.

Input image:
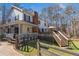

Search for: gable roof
xmin=7 ymin=5 xmax=35 ymax=17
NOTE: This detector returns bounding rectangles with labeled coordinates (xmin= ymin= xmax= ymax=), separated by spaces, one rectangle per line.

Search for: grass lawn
xmin=48 ymin=48 xmax=73 ymax=56
xmin=20 ymin=46 xmax=34 ymax=52
xmin=72 ymin=41 xmax=79 ymax=48
xmin=70 ymin=49 xmax=79 ymax=52
xmin=40 ymin=39 xmax=58 ymax=47
xmin=68 ymin=40 xmax=79 ymax=53
xmin=20 ymin=47 xmax=37 ymax=56
xmin=19 ymin=40 xmax=37 ymax=56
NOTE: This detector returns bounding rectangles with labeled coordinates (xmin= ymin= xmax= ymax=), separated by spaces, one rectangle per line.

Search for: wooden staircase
xmin=52 ymin=31 xmax=61 ymax=47
xmin=52 ymin=31 xmax=68 ymax=47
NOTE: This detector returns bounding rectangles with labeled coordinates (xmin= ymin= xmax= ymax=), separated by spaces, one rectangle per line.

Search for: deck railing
xmin=15 ymin=33 xmax=53 ymax=50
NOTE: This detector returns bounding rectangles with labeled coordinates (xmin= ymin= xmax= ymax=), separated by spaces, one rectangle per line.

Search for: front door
xmin=14 ymin=27 xmax=19 ymax=34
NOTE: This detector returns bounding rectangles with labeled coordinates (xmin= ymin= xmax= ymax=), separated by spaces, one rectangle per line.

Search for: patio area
xmin=0 ymin=41 xmax=23 ymax=56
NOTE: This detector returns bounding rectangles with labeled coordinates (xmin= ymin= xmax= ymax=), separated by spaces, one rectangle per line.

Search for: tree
xmin=0 ymin=4 xmax=11 ymax=24
xmin=2 ymin=4 xmax=6 ymax=24
xmin=64 ymin=5 xmax=75 ymax=37
xmin=40 ymin=4 xmax=79 ymax=38
xmin=40 ymin=5 xmax=62 ymax=27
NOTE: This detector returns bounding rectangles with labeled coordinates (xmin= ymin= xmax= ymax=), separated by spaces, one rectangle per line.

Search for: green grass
xmin=70 ymin=49 xmax=79 ymax=52
xmin=72 ymin=41 xmax=79 ymax=48
xmin=20 ymin=45 xmax=34 ymax=52
xmin=68 ymin=40 xmax=79 ymax=52
xmin=48 ymin=48 xmax=73 ymax=56
xmin=20 ymin=46 xmax=37 ymax=56
xmin=40 ymin=40 xmax=58 ymax=46
xmin=19 ymin=40 xmax=37 ymax=56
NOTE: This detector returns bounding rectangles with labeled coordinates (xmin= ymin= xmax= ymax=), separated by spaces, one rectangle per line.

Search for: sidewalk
xmin=0 ymin=42 xmax=23 ymax=56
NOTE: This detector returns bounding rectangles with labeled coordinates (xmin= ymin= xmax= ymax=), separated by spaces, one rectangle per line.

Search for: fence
xmin=15 ymin=33 xmax=53 ymax=52
xmin=15 ymin=33 xmax=37 ymax=49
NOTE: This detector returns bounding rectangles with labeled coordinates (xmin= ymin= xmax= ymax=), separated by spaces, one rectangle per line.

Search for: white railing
xmin=53 ymin=32 xmax=61 ymax=47
xmin=53 ymin=32 xmax=61 ymax=40
xmin=6 ymin=33 xmax=14 ymax=39
xmin=58 ymin=31 xmax=69 ymax=40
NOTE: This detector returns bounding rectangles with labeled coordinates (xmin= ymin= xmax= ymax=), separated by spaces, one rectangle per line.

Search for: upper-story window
xmin=15 ymin=16 xmax=17 ymax=21
xmin=8 ymin=19 xmax=11 ymax=22
xmin=24 ymin=14 xmax=26 ymax=21
xmin=17 ymin=15 xmax=19 ymax=20
xmin=24 ymin=14 xmax=31 ymax=22
xmin=26 ymin=15 xmax=30 ymax=22
xmin=28 ymin=16 xmax=31 ymax=22
xmin=30 ymin=16 xmax=32 ymax=22
xmin=15 ymin=15 xmax=19 ymax=21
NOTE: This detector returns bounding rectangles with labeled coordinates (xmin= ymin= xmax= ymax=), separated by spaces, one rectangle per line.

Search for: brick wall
xmin=32 ymin=11 xmax=39 ymax=33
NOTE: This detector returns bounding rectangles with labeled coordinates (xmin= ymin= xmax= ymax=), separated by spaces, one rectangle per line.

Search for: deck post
xmin=15 ymin=24 xmax=21 ymax=49
xmin=37 ymin=38 xmax=41 ymax=56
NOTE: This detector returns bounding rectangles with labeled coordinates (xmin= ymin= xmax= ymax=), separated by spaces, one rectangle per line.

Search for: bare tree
xmin=40 ymin=5 xmax=62 ymax=27
xmin=40 ymin=4 xmax=79 ymax=38
xmin=64 ymin=5 xmax=75 ymax=37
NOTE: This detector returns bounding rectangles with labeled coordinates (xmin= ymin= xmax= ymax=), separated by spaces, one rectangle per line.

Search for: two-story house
xmin=0 ymin=5 xmax=39 ymax=39
xmin=38 ymin=18 xmax=49 ymax=33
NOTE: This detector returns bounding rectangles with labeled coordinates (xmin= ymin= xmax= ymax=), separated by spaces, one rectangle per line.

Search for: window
xmin=26 ymin=15 xmax=30 ymax=22
xmin=7 ymin=28 xmax=11 ymax=33
xmin=24 ymin=14 xmax=31 ymax=22
xmin=28 ymin=16 xmax=30 ymax=22
xmin=14 ymin=27 xmax=19 ymax=34
xmin=27 ymin=27 xmax=30 ymax=32
xmin=15 ymin=15 xmax=19 ymax=21
xmin=17 ymin=15 xmax=19 ymax=20
xmin=42 ymin=28 xmax=44 ymax=32
xmin=44 ymin=23 xmax=46 ymax=26
xmin=8 ymin=19 xmax=11 ymax=22
xmin=15 ymin=16 xmax=17 ymax=21
xmin=24 ymin=14 xmax=26 ymax=21
xmin=7 ymin=28 xmax=9 ymax=33
xmin=30 ymin=16 xmax=32 ymax=22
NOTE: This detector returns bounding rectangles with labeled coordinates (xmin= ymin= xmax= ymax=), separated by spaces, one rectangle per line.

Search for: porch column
xmin=18 ymin=24 xmax=21 ymax=35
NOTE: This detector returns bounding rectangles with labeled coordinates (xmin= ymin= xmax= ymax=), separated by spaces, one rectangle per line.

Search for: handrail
xmin=53 ymin=32 xmax=61 ymax=40
xmin=53 ymin=32 xmax=61 ymax=47
xmin=58 ymin=31 xmax=69 ymax=40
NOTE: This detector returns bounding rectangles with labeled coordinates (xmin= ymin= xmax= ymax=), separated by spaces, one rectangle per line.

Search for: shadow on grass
xmin=19 ymin=40 xmax=37 ymax=52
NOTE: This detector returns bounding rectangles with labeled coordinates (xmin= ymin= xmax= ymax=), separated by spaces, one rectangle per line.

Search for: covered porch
xmin=0 ymin=20 xmax=38 ymax=39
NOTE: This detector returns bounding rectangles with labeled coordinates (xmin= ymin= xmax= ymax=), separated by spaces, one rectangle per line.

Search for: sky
xmin=1 ymin=3 xmax=79 ymax=14
xmin=0 ymin=3 xmax=79 ymax=20
xmin=18 ymin=3 xmax=79 ymax=14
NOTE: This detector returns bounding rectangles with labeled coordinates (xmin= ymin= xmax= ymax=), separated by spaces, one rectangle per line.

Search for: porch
xmin=0 ymin=20 xmax=38 ymax=39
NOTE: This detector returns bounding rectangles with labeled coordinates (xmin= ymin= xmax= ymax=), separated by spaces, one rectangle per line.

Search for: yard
xmin=68 ymin=39 xmax=79 ymax=53
xmin=48 ymin=48 xmax=73 ymax=56
xmin=19 ymin=40 xmax=37 ymax=56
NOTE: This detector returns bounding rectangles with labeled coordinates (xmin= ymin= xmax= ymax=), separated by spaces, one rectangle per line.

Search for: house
xmin=0 ymin=5 xmax=39 ymax=39
xmin=38 ymin=18 xmax=49 ymax=33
